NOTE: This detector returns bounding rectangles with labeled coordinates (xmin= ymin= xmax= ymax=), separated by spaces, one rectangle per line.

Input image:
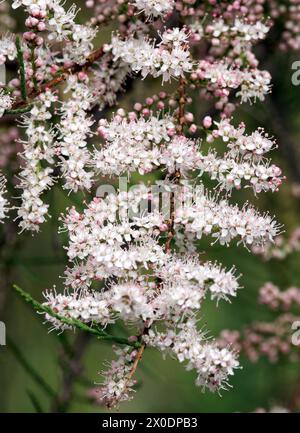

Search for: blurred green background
xmin=1 ymin=1 xmax=300 ymax=413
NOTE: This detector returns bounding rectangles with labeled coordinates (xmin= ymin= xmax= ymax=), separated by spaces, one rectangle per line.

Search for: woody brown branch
xmin=9 ymin=46 xmax=105 ymax=111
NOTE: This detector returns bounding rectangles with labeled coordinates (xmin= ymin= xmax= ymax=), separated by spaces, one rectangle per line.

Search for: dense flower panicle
xmin=92 ymin=56 xmax=129 ymax=110
xmin=132 ymin=0 xmax=174 ymax=18
xmin=57 ymin=77 xmax=95 ymax=192
xmin=94 ymin=116 xmax=282 ymax=192
xmin=198 ymin=152 xmax=282 ymax=194
xmin=43 ymin=289 xmax=112 ymax=331
xmin=206 ymin=18 xmax=270 ymax=45
xmin=160 ymin=135 xmax=200 ymax=174
xmin=0 ymin=174 xmax=9 ymax=220
xmin=210 ymin=119 xmax=276 ymax=159
xmin=194 ymin=60 xmax=271 ymax=106
xmin=0 ymin=90 xmax=13 ymax=117
xmin=111 ymin=28 xmax=193 ymax=83
xmin=194 ymin=68 xmax=268 ymax=117
xmin=144 ymin=319 xmax=239 ymax=392
xmin=0 ymin=33 xmax=17 ymax=65
xmin=155 ymin=255 xmax=239 ymax=302
xmin=174 ymin=189 xmax=280 ymax=247
xmin=40 ymin=187 xmax=241 ymax=323
xmin=17 ymin=90 xmax=57 ymax=232
xmin=97 ymin=346 xmax=137 ymax=407
xmin=44 ymin=253 xmax=239 ymax=327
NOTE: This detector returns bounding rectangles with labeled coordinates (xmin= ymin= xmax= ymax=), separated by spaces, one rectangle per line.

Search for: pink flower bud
xmin=203 ymin=116 xmax=212 ymax=128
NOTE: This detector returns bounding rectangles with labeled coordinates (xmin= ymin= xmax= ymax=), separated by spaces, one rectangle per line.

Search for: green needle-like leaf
xmin=13 ymin=284 xmax=140 ymax=348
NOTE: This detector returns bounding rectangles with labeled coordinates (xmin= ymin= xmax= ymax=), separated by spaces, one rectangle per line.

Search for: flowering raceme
xmin=0 ymin=0 xmax=292 ymax=411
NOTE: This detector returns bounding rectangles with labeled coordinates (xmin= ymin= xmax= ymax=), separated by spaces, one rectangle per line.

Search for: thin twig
xmin=8 ymin=46 xmax=104 ymax=112
xmin=13 ymin=284 xmax=140 ymax=348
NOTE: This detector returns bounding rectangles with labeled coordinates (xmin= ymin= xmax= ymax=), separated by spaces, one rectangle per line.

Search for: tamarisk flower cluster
xmin=219 ymin=282 xmax=300 ymax=364
xmin=94 ymin=114 xmax=282 ymax=194
xmin=0 ymin=0 xmax=289 ymax=410
xmin=11 ymin=0 xmax=97 ymax=64
xmin=57 ymin=76 xmax=95 ymax=192
xmin=43 ymin=186 xmax=241 ymax=403
xmin=94 ymin=114 xmax=175 ymax=175
xmin=0 ymin=89 xmax=13 ymax=117
xmin=41 ymin=167 xmax=281 ymax=405
xmin=194 ymin=60 xmax=272 ymax=107
xmin=0 ymin=173 xmax=9 ymax=221
xmin=174 ymin=187 xmax=279 ymax=247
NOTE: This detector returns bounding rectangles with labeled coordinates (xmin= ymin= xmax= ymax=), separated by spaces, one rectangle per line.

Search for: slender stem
xmin=7 ymin=336 xmax=56 ymax=398
xmin=125 ymin=343 xmax=146 ymax=385
xmin=165 ymin=77 xmax=185 ymax=252
xmin=51 ymin=333 xmax=91 ymax=413
xmin=5 ymin=104 xmax=33 ymax=115
xmin=13 ymin=284 xmax=140 ymax=349
xmin=9 ymin=46 xmax=104 ymax=112
xmin=16 ymin=36 xmax=27 ymax=101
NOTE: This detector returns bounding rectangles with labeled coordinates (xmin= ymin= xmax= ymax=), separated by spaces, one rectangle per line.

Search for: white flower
xmin=132 ymin=0 xmax=174 ymax=18
xmin=0 ymin=90 xmax=13 ymax=117
xmin=174 ymin=186 xmax=280 ymax=247
xmin=233 ymin=19 xmax=269 ymax=42
xmin=93 ymin=114 xmax=174 ymax=176
xmin=110 ymin=282 xmax=154 ymax=322
xmin=0 ymin=174 xmax=9 ymax=220
xmin=237 ymin=69 xmax=271 ymax=103
xmin=112 ymin=29 xmax=193 ymax=83
xmin=144 ymin=319 xmax=239 ymax=392
xmin=0 ymin=33 xmax=17 ymax=65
